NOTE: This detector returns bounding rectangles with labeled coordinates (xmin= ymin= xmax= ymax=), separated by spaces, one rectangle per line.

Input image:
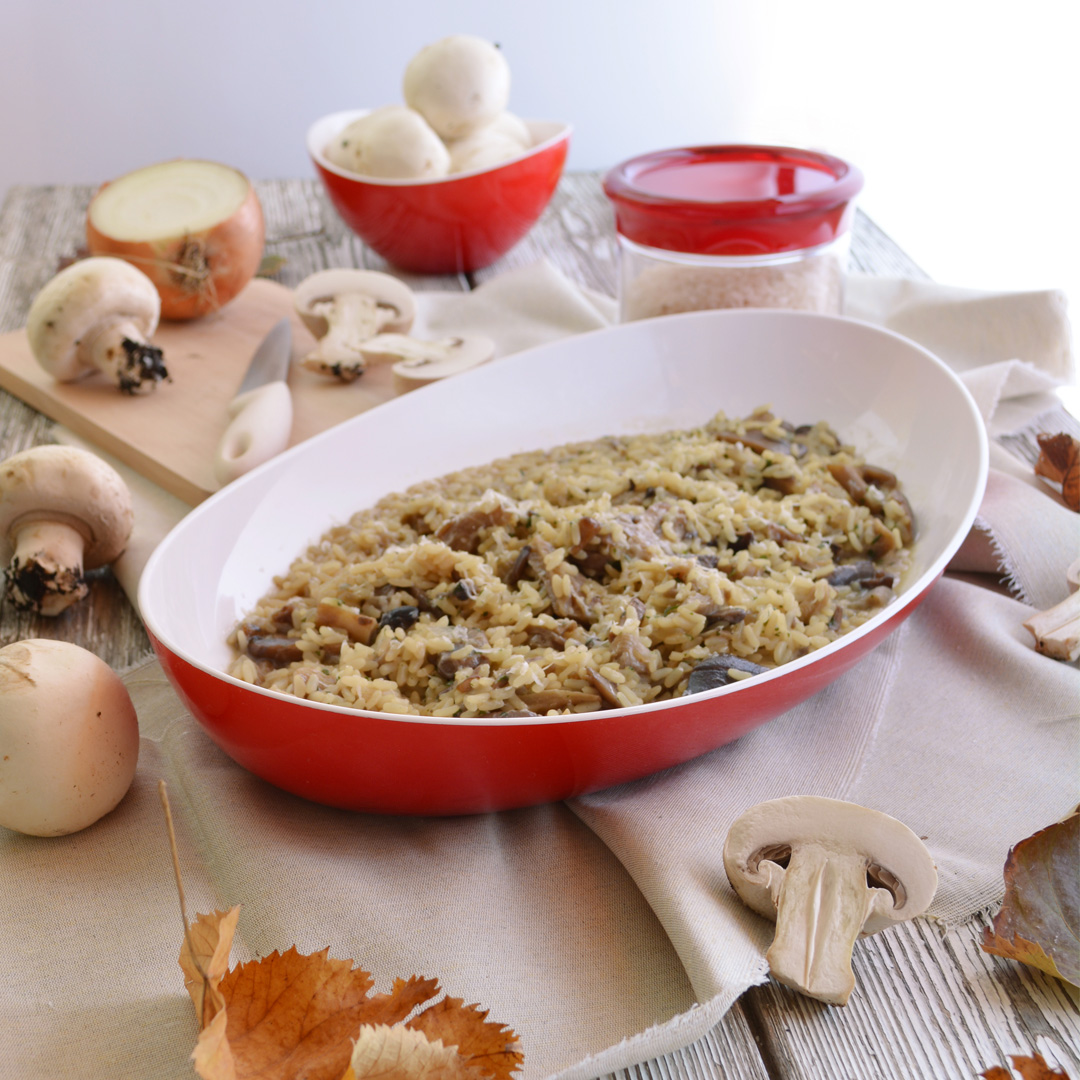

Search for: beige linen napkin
xmin=5 ymin=264 xmax=1078 ymax=1080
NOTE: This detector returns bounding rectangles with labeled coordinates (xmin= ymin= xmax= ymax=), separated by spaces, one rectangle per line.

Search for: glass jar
xmin=603 ymin=145 xmax=864 ymax=322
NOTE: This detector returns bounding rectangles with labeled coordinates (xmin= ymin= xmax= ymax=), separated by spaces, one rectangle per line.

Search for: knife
xmin=214 ymin=317 xmax=294 ymax=487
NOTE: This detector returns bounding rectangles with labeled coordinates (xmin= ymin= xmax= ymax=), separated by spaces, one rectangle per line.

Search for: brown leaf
xmin=407 ymin=996 xmax=523 ymax=1080
xmin=981 ymin=1052 xmax=1073 ymax=1079
xmin=181 ymin=923 xmax=523 ymax=1080
xmin=982 ymin=807 xmax=1080 ymax=986
xmin=1034 ymin=433 xmax=1080 ymax=512
xmin=180 ymin=907 xmax=241 ymax=1029
xmin=197 ymin=945 xmax=377 ymax=1079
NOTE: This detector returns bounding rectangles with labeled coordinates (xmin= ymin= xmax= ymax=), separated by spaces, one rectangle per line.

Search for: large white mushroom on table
xmin=723 ymin=795 xmax=938 ymax=1006
xmin=25 ymin=257 xmax=169 ymax=393
xmin=0 ymin=444 xmax=134 ymax=616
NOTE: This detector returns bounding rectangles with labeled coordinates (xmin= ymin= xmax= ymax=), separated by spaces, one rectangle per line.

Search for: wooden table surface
xmin=1 ymin=177 xmax=1077 ymax=1080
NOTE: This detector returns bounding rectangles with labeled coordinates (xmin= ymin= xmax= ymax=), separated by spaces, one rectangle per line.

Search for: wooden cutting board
xmin=0 ymin=278 xmax=401 ymax=505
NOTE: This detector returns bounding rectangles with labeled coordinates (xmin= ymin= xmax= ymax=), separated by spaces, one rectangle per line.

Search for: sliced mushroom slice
xmin=723 ymin=796 xmax=937 ymax=1006
xmin=293 ymin=269 xmax=417 ymax=381
xmin=385 ymin=333 xmax=496 ymax=394
xmin=1022 ymin=556 xmax=1080 ymax=661
xmin=686 ymin=654 xmax=768 ymax=694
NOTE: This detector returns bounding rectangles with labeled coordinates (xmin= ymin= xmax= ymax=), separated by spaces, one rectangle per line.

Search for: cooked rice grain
xmin=228 ymin=407 xmax=914 ymax=717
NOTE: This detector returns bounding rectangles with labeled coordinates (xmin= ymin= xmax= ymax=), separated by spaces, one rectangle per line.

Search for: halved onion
xmin=86 ymin=160 xmax=265 ymax=321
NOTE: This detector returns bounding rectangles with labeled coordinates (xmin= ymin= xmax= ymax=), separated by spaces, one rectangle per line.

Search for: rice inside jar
xmin=603 ymin=145 xmax=864 ymax=321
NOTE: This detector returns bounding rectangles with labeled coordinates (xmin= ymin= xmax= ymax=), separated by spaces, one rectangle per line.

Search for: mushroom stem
xmin=81 ymin=317 xmax=168 ymax=393
xmin=7 ymin=519 xmax=89 ymax=615
xmin=766 ymin=843 xmax=887 ymax=1006
xmin=308 ymin=294 xmax=382 ymax=362
xmin=1023 ymin=588 xmax=1080 ymax=661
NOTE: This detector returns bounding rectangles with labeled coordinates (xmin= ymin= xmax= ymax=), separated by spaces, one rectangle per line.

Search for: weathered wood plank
xmin=745 ymin=909 xmax=1079 ymax=1079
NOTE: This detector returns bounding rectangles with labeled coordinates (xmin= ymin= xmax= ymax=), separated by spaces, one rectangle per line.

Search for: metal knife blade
xmin=214 ymin=317 xmax=295 ymax=487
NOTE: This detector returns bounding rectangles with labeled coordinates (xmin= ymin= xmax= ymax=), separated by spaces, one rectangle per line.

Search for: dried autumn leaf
xmin=982 ymin=807 xmax=1080 ymax=986
xmin=1034 ymin=433 xmax=1080 ymax=512
xmin=181 ymin=911 xmax=523 ymax=1080
xmin=981 ymin=1052 xmax=1074 ymax=1079
xmin=180 ymin=907 xmax=241 ymax=1028
xmin=406 ymin=994 xmax=523 ymax=1080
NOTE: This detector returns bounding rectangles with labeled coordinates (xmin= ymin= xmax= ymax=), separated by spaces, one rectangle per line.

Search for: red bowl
xmin=307 ymin=110 xmax=571 ymax=275
xmin=140 ymin=311 xmax=988 ymax=817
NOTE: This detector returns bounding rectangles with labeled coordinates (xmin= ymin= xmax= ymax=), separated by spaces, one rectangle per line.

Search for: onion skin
xmin=85 ymin=164 xmax=266 ymax=321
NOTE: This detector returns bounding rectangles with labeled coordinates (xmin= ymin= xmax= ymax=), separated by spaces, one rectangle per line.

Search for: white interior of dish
xmin=307 ymin=109 xmax=571 ymax=185
xmin=140 ymin=310 xmax=988 ymax=716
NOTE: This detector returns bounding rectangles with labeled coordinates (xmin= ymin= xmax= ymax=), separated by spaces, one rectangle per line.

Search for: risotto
xmin=228 ymin=407 xmax=915 ymax=717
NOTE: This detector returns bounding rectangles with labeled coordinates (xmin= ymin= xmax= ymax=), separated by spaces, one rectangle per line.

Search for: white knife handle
xmin=214 ymin=380 xmax=294 ymax=487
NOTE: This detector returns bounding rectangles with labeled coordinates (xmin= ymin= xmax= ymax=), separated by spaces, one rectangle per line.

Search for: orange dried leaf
xmin=981 ymin=1052 xmax=1073 ymax=1079
xmin=197 ymin=946 xmax=377 ymax=1080
xmin=180 ymin=907 xmax=241 ymax=1029
xmin=407 ymin=995 xmax=523 ymax=1080
xmin=179 ymin=922 xmax=523 ymax=1080
xmin=981 ymin=808 xmax=1080 ymax=986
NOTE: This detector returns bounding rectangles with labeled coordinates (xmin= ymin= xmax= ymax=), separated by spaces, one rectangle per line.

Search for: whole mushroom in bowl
xmin=403 ymin=34 xmax=512 ymax=141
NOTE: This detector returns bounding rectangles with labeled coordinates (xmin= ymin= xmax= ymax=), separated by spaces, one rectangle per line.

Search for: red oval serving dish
xmin=140 ymin=310 xmax=987 ymax=817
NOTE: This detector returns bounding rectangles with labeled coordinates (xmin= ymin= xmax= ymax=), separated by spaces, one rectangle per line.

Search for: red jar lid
xmin=603 ymin=145 xmax=864 ymax=256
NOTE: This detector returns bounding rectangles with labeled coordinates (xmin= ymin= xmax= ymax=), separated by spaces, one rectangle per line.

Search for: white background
xmin=1 ymin=0 xmax=1077 ymax=314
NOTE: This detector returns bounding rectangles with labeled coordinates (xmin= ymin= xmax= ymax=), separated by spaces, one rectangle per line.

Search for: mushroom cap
xmin=403 ymin=35 xmax=511 ymax=141
xmin=0 ymin=445 xmax=134 ymax=568
xmin=25 ymin=257 xmax=161 ymax=382
xmin=447 ymin=127 xmax=528 ymax=174
xmin=488 ymin=111 xmax=531 ymax=147
xmin=0 ymin=639 xmax=139 ymax=836
xmin=723 ymin=795 xmax=937 ymax=935
xmin=293 ymin=269 xmax=417 ymax=339
xmin=324 ymin=105 xmax=450 ymax=180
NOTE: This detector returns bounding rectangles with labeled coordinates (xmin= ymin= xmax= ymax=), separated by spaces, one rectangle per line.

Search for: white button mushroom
xmin=723 ymin=796 xmax=938 ymax=1006
xmin=324 ymin=105 xmax=450 ymax=180
xmin=0 ymin=639 xmax=139 ymax=836
xmin=403 ymin=35 xmax=511 ymax=141
xmin=293 ymin=269 xmax=418 ymax=382
xmin=25 ymin=256 xmax=169 ymax=393
xmin=0 ymin=445 xmax=134 ymax=616
xmin=447 ymin=128 xmax=527 ymax=174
